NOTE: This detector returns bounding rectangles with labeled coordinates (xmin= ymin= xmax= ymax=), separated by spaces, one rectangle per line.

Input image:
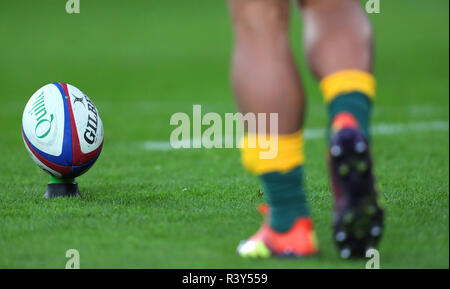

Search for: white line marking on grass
xmin=372 ymin=121 xmax=449 ymax=135
xmin=142 ymin=120 xmax=449 ymax=151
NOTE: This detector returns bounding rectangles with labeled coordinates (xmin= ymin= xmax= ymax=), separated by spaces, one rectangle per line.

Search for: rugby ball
xmin=22 ymin=83 xmax=104 ymax=179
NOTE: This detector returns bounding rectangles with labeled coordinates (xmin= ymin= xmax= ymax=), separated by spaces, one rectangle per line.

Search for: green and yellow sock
xmin=320 ymin=70 xmax=376 ymax=139
xmin=240 ymin=132 xmax=309 ymax=233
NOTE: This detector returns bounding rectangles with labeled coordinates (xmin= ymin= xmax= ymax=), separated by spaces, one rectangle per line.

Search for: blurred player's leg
xmin=298 ymin=0 xmax=384 ymax=258
xmin=228 ymin=0 xmax=317 ymax=257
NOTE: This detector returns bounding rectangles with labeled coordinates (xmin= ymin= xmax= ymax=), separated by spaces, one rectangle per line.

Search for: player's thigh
xmin=228 ymin=0 xmax=290 ymax=33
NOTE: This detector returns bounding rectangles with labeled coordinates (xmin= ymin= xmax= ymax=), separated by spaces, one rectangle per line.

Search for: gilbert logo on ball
xmin=22 ymin=83 xmax=103 ymax=179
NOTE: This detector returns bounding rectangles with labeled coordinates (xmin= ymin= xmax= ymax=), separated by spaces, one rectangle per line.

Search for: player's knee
xmin=299 ymin=0 xmax=355 ymax=11
xmin=300 ymin=0 xmax=373 ymax=51
xmin=230 ymin=0 xmax=289 ymax=42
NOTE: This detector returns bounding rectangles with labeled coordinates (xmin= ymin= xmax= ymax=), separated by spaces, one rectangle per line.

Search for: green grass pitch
xmin=0 ymin=0 xmax=448 ymax=268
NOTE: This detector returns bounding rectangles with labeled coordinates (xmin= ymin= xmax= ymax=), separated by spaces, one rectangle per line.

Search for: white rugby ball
xmin=22 ymin=83 xmax=104 ymax=178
